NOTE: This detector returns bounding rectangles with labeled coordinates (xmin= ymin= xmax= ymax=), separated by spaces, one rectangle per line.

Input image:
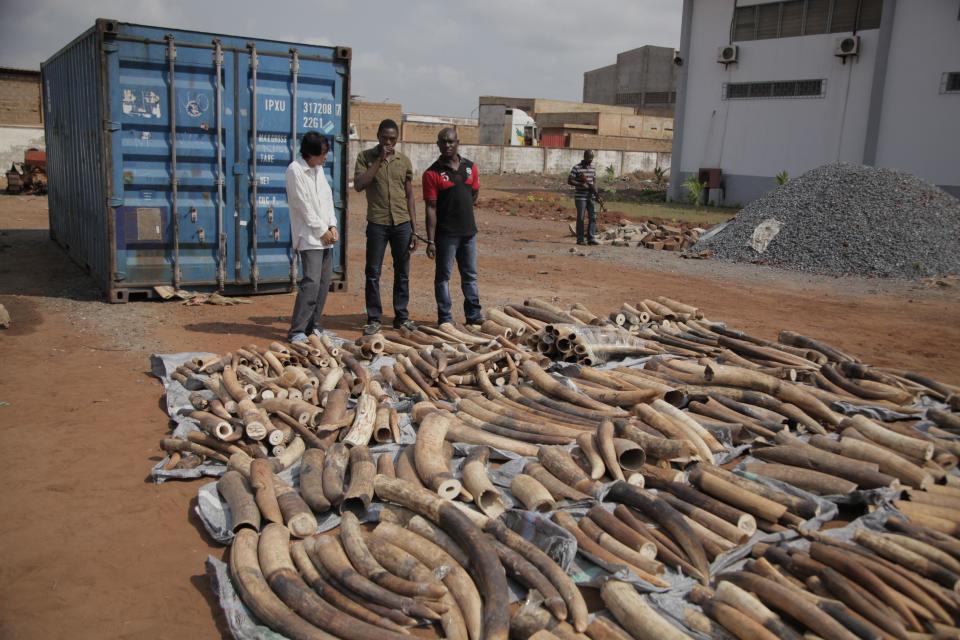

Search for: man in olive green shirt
xmin=354 ymin=119 xmax=418 ymax=335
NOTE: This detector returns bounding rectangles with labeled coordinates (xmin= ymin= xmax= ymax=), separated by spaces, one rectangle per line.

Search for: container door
xmin=235 ymin=48 xmax=346 ymax=290
xmin=110 ymin=37 xmax=236 ymax=288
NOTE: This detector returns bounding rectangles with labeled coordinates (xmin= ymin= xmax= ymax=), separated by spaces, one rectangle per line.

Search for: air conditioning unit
xmin=834 ymin=35 xmax=860 ymax=58
xmin=717 ymin=45 xmax=739 ymax=64
xmin=672 ymin=48 xmax=683 ymax=66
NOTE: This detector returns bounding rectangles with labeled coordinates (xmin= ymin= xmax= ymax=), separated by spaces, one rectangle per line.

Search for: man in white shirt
xmin=285 ymin=131 xmax=338 ymax=343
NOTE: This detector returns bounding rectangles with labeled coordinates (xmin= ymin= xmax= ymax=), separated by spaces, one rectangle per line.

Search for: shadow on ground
xmin=0 ymin=228 xmax=103 ymax=300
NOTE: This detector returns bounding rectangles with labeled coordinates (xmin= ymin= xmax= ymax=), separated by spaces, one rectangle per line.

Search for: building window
xmin=644 ymin=91 xmax=672 ymax=104
xmin=943 ymin=72 xmax=960 ymax=93
xmin=732 ymin=0 xmax=881 ymax=41
xmin=734 ymin=6 xmax=758 ymax=40
xmin=804 ymin=0 xmax=830 ymax=34
xmin=830 ymin=0 xmax=859 ymax=32
xmin=757 ymin=4 xmax=781 ymax=38
xmin=859 ymin=0 xmax=884 ymax=29
xmin=780 ymin=0 xmax=804 ymax=37
xmin=723 ymin=79 xmax=826 ymax=99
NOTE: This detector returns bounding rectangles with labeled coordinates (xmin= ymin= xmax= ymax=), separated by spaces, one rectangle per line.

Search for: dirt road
xmin=1 ymin=184 xmax=958 ymax=638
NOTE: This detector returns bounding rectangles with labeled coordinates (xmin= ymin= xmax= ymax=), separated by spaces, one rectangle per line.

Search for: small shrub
xmin=653 ymin=166 xmax=667 ymax=189
xmin=775 ymin=170 xmax=789 ymax=185
xmin=597 ymin=165 xmax=614 ymax=185
xmin=683 ymin=175 xmax=707 ymax=206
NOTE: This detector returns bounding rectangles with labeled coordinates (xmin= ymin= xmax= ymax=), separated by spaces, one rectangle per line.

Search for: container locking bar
xmin=213 ymin=39 xmax=226 ymax=291
xmin=166 ymin=35 xmax=180 ymax=290
xmin=288 ymin=48 xmax=300 ymax=291
xmin=249 ymin=44 xmax=259 ymax=291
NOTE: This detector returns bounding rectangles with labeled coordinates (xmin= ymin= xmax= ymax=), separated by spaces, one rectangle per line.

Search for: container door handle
xmin=166 ymin=35 xmax=181 ymax=289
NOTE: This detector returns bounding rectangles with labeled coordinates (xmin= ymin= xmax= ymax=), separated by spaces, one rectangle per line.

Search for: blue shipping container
xmin=42 ymin=19 xmax=350 ymax=301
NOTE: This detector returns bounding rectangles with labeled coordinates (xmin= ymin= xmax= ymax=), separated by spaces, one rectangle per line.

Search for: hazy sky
xmin=0 ymin=0 xmax=681 ymax=116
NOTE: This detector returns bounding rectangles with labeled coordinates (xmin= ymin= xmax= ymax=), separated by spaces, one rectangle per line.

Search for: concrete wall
xmin=0 ymin=125 xmax=45 ymax=187
xmin=347 ymin=139 xmax=670 ymax=179
xmin=500 ymin=146 xmax=541 ymax=173
xmin=672 ymin=0 xmax=959 ymax=203
xmin=583 ymin=64 xmax=618 ymax=104
xmin=622 ymin=151 xmax=663 ymax=174
xmin=872 ymin=1 xmax=960 ymax=195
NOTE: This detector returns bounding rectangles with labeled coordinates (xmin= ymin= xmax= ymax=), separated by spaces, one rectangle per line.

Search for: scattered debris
xmin=154 ymin=286 xmax=252 ymax=306
xmin=920 ymin=275 xmax=959 ymax=288
xmin=0 ymin=303 xmax=9 ymax=328
xmin=571 ymin=219 xmax=708 ymax=251
xmin=4 ymin=148 xmax=47 ymax=195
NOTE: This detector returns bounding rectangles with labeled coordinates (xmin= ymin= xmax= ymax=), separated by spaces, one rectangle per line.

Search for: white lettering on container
xmin=264 ymin=99 xmax=287 ymax=112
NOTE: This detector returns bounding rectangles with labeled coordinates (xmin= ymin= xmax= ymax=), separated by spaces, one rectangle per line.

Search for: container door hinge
xmin=114 ymin=271 xmax=126 ymax=281
xmin=104 ymin=120 xmax=121 ymax=132
xmin=103 ymin=42 xmax=119 ymax=53
xmin=107 ymin=196 xmax=123 ymax=207
xmin=334 ymin=134 xmax=345 ymax=144
xmin=232 ymin=163 xmax=245 ymax=175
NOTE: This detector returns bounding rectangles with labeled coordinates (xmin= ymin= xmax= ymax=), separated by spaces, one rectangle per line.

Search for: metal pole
xmin=249 ymin=44 xmax=259 ymax=291
xmin=289 ymin=49 xmax=299 ymax=292
xmin=166 ymin=35 xmax=180 ymax=290
xmin=214 ymin=39 xmax=226 ymax=291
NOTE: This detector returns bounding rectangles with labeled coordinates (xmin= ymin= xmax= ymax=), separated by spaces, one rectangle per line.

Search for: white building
xmin=670 ymin=0 xmax=960 ymax=204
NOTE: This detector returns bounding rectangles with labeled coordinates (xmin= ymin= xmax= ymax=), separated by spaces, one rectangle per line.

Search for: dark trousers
xmin=434 ymin=233 xmax=482 ymax=325
xmin=575 ymin=197 xmax=597 ymax=243
xmin=288 ymin=248 xmax=333 ymax=338
xmin=364 ymin=221 xmax=411 ymax=325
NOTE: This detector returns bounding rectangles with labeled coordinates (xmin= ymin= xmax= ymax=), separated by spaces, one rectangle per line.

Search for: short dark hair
xmin=300 ymin=131 xmax=330 ymax=159
xmin=377 ymin=119 xmax=399 ymax=135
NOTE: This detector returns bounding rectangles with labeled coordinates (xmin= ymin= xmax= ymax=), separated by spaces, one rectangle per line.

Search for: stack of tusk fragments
xmin=157 ymin=295 xmax=960 ymax=639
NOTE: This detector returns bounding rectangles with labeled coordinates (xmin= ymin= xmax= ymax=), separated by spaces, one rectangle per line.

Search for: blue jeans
xmin=364 ymin=221 xmax=411 ymax=325
xmin=434 ymin=233 xmax=482 ymax=324
xmin=575 ymin=197 xmax=597 ymax=243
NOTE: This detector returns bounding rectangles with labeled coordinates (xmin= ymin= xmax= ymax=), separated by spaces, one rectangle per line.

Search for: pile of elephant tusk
xmin=157 ymin=296 xmax=960 ymax=639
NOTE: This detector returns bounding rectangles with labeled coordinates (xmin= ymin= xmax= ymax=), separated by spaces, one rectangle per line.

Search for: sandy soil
xmin=0 ymin=181 xmax=958 ymax=638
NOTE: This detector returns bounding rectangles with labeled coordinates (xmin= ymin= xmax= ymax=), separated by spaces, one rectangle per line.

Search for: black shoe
xmin=587 ymin=239 xmax=600 ymax=246
xmin=362 ymin=320 xmax=382 ymax=335
xmin=576 ymin=240 xmax=586 ymax=245
xmin=394 ymin=319 xmax=417 ymax=331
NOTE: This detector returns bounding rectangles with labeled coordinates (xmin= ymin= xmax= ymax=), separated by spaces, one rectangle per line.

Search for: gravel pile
xmin=694 ymin=163 xmax=960 ymax=278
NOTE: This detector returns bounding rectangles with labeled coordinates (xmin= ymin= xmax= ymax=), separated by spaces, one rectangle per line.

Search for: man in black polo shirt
xmin=423 ymin=128 xmax=483 ymax=326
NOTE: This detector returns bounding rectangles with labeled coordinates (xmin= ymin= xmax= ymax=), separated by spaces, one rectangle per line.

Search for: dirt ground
xmin=1 ymin=179 xmax=959 ymax=639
